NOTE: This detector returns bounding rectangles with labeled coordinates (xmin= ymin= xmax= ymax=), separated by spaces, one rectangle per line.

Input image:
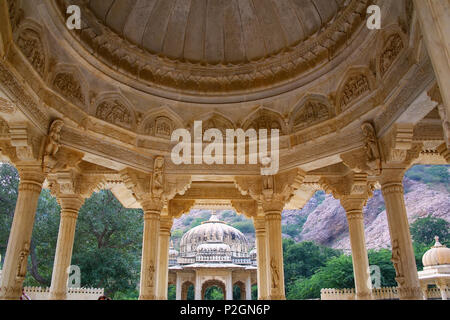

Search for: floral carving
xmin=96 ymin=100 xmax=132 ymax=129
xmin=17 ymin=28 xmax=45 ymax=77
xmin=339 ymin=74 xmax=370 ymax=110
xmin=380 ymin=34 xmax=404 ymax=75
xmin=293 ymin=101 xmax=329 ymax=130
xmin=53 ymin=72 xmax=85 ymax=106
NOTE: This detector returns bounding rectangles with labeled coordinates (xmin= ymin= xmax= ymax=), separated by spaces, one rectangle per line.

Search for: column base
xmin=139 ymin=294 xmax=157 ymax=300
xmin=355 ymin=291 xmax=372 ymax=300
xmin=0 ymin=286 xmax=22 ymax=300
xmin=49 ymin=291 xmax=67 ymax=300
xmin=397 ymin=287 xmax=423 ymax=300
xmin=266 ymin=294 xmax=286 ymax=300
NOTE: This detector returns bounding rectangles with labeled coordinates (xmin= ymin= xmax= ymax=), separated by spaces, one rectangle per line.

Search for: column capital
xmin=253 ymin=216 xmax=266 ymax=234
xmin=160 ymin=216 xmax=174 ymax=235
xmin=57 ymin=195 xmax=84 ymax=219
xmin=234 ymin=168 xmax=306 ymax=212
xmin=320 ymin=171 xmax=374 ymax=206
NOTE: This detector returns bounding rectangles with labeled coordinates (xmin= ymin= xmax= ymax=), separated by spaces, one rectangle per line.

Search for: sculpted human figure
xmin=152 ymin=157 xmax=164 ymax=196
xmin=45 ymin=119 xmax=64 ymax=157
xmin=270 ymin=258 xmax=279 ymax=289
xmin=361 ymin=122 xmax=381 ymax=174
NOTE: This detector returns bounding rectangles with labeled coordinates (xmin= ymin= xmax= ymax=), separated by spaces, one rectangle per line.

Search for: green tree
xmin=204 ymin=286 xmax=224 ymax=300
xmin=283 ymin=239 xmax=341 ymax=293
xmin=410 ymin=215 xmax=449 ymax=246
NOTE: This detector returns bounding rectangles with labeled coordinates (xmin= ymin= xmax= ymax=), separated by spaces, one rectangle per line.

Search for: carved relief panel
xmin=96 ymin=100 xmax=133 ymax=129
xmin=380 ymin=33 xmax=404 ymax=76
xmin=17 ymin=28 xmax=46 ymax=77
xmin=338 ymin=74 xmax=370 ymax=111
xmin=52 ymin=72 xmax=86 ymax=107
xmin=291 ymin=97 xmax=331 ymax=131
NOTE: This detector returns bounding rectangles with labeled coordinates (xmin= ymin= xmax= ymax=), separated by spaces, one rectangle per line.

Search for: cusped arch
xmin=190 ymin=112 xmax=236 ymax=136
xmin=139 ymin=106 xmax=184 ymax=139
xmin=289 ymin=94 xmax=334 ymax=131
xmin=335 ymin=67 xmax=376 ymax=114
xmin=201 ymin=279 xmax=226 ymax=300
xmin=93 ymin=92 xmax=136 ymax=130
xmin=14 ymin=19 xmax=49 ymax=79
xmin=49 ymin=64 xmax=89 ymax=109
xmin=242 ymin=107 xmax=287 ymax=135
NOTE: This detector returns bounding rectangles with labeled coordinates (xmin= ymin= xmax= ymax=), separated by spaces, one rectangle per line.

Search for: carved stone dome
xmin=422 ymin=236 xmax=450 ymax=267
xmin=54 ymin=0 xmax=369 ymax=98
xmin=179 ymin=212 xmax=249 ymax=259
xmin=87 ymin=0 xmax=343 ymax=65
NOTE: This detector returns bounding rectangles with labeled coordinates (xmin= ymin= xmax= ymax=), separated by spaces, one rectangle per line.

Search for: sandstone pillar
xmin=195 ymin=275 xmax=201 ymax=300
xmin=156 ymin=216 xmax=173 ymax=300
xmin=380 ymin=169 xmax=422 ymax=300
xmin=175 ymin=275 xmax=181 ymax=300
xmin=340 ymin=197 xmax=372 ymax=300
xmin=264 ymin=209 xmax=285 ymax=300
xmin=0 ymin=168 xmax=45 ymax=300
xmin=437 ymin=280 xmax=448 ymax=300
xmin=49 ymin=195 xmax=84 ymax=300
xmin=139 ymin=200 xmax=162 ymax=300
xmin=245 ymin=273 xmax=252 ymax=300
xmin=225 ymin=273 xmax=233 ymax=300
xmin=253 ymin=216 xmax=269 ymax=300
xmin=414 ymin=0 xmax=450 ymax=124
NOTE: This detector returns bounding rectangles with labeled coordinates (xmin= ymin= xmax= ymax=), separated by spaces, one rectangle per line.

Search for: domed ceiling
xmin=55 ymin=0 xmax=369 ymax=99
xmin=88 ymin=0 xmax=343 ymax=64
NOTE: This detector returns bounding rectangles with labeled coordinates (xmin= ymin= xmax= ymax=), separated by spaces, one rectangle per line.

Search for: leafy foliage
xmin=410 ymin=215 xmax=449 ymax=246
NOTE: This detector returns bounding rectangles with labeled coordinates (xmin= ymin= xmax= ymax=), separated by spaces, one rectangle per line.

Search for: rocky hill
xmin=171 ymin=165 xmax=450 ymax=251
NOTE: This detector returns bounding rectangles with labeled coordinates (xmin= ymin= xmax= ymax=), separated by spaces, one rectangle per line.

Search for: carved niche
xmin=293 ymin=100 xmax=330 ymax=130
xmin=338 ymin=73 xmax=371 ymax=111
xmin=380 ymin=34 xmax=404 ymax=76
xmin=17 ymin=28 xmax=46 ymax=77
xmin=201 ymin=114 xmax=234 ymax=136
xmin=143 ymin=116 xmax=174 ymax=138
xmin=244 ymin=109 xmax=284 ymax=134
xmin=53 ymin=72 xmax=85 ymax=107
xmin=96 ymin=100 xmax=133 ymax=129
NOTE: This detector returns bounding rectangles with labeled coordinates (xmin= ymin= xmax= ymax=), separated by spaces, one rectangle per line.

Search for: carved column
xmin=437 ymin=280 xmax=448 ymax=300
xmin=380 ymin=168 xmax=422 ymax=300
xmin=253 ymin=216 xmax=269 ymax=300
xmin=340 ymin=196 xmax=372 ymax=300
xmin=414 ymin=0 xmax=450 ymax=125
xmin=49 ymin=195 xmax=84 ymax=300
xmin=264 ymin=204 xmax=285 ymax=300
xmin=0 ymin=167 xmax=45 ymax=300
xmin=195 ymin=273 xmax=201 ymax=300
xmin=245 ymin=273 xmax=252 ymax=300
xmin=139 ymin=199 xmax=163 ymax=300
xmin=156 ymin=216 xmax=173 ymax=300
xmin=175 ymin=274 xmax=181 ymax=300
xmin=225 ymin=272 xmax=233 ymax=300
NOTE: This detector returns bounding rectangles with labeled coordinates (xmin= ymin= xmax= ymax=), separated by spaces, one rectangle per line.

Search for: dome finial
xmin=209 ymin=210 xmax=219 ymax=222
xmin=433 ymin=236 xmax=444 ymax=247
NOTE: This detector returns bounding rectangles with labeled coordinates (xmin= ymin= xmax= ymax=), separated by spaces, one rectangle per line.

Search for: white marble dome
xmin=179 ymin=212 xmax=250 ymax=260
xmin=422 ymin=236 xmax=450 ymax=267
